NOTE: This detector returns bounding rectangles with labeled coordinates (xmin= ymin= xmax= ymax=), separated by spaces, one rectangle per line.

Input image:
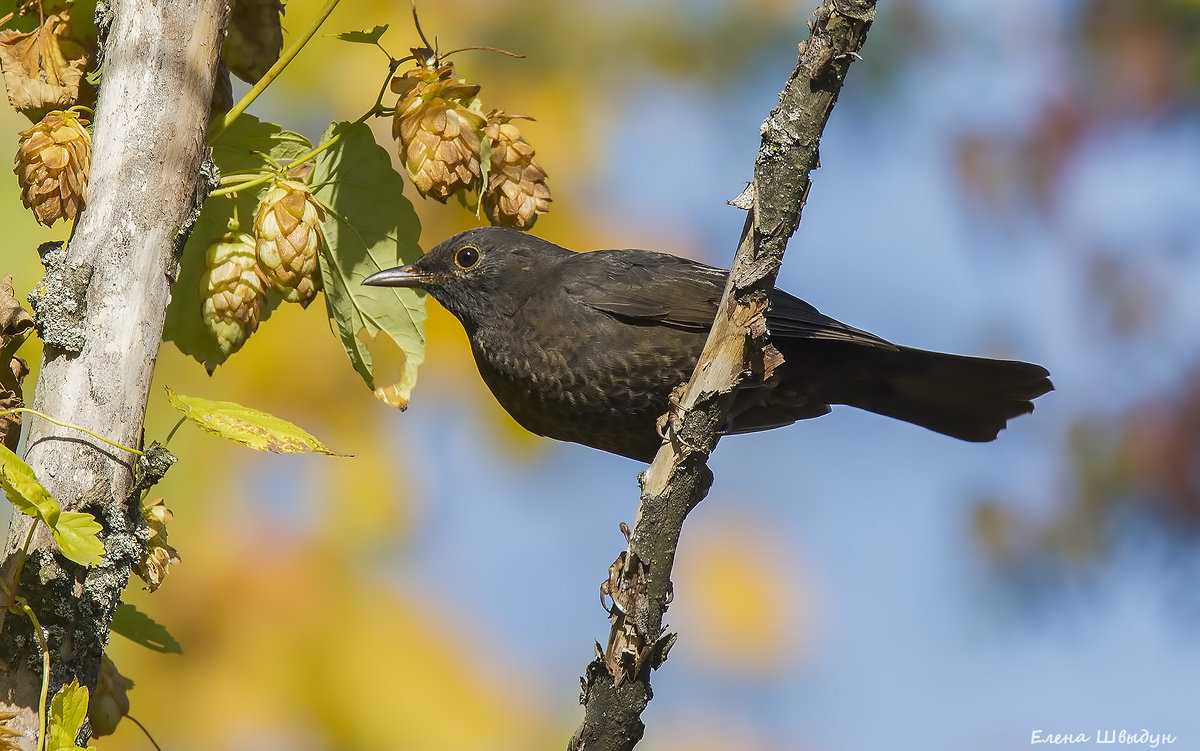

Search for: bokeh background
xmin=4 ymin=0 xmax=1200 ymax=749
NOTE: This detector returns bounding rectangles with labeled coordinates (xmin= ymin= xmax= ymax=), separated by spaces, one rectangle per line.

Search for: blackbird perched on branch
xmin=364 ymin=227 xmax=1052 ymax=462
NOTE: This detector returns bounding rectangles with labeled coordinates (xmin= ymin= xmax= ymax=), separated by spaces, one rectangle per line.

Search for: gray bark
xmin=570 ymin=1 xmax=877 ymax=748
xmin=0 ymin=1 xmax=226 ymax=746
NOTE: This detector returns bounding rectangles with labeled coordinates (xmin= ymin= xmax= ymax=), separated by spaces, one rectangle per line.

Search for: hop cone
xmin=223 ymin=0 xmax=284 ymax=83
xmin=200 ymin=233 xmax=264 ymax=369
xmin=391 ymin=62 xmax=487 ymax=202
xmin=482 ymin=112 xmax=551 ymax=230
xmin=135 ymin=497 xmax=180 ymax=592
xmin=89 ymin=656 xmax=132 ymax=737
xmin=13 ymin=109 xmax=90 ymax=226
xmin=254 ymin=178 xmax=326 ymax=307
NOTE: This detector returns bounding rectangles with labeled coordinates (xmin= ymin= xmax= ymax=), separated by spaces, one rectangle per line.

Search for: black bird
xmin=364 ymin=227 xmax=1052 ymax=462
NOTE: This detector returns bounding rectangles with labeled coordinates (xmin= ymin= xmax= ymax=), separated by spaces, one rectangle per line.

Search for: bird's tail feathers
xmin=822 ymin=345 xmax=1053 ymax=442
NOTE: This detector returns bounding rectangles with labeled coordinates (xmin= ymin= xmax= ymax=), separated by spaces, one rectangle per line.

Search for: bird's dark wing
xmin=568 ymin=249 xmax=896 ymax=349
xmin=564 ymin=250 xmax=725 ymax=331
xmin=767 ymin=290 xmax=897 ymax=350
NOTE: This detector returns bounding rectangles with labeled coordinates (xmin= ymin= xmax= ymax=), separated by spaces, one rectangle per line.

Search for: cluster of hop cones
xmin=5 ymin=0 xmax=287 ymax=227
xmin=6 ymin=10 xmax=553 ymax=368
xmin=391 ymin=49 xmax=552 ymax=230
xmin=199 ymin=179 xmax=328 ymax=369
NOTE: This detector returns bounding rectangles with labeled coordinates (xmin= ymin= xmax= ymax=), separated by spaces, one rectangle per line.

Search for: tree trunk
xmin=0 ymin=2 xmax=226 ymax=746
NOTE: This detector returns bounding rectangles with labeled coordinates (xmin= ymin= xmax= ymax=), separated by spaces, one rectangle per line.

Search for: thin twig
xmin=410 ymin=0 xmax=433 ymax=52
xmin=439 ymin=45 xmax=526 ymax=59
xmin=125 ymin=715 xmax=164 ymax=751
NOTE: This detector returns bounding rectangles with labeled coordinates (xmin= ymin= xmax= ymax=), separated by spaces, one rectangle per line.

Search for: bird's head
xmin=363 ymin=226 xmax=570 ymax=329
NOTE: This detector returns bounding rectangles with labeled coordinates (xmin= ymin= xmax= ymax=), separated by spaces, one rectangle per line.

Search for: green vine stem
xmin=6 ymin=522 xmax=38 ymax=600
xmin=13 ymin=597 xmax=50 ymax=751
xmin=162 ymin=415 xmax=187 ymax=449
xmin=209 ymin=0 xmax=342 ymax=142
xmin=2 ymin=518 xmax=52 ymax=749
xmin=209 ymin=55 xmax=404 ymax=199
xmin=0 ymin=409 xmax=143 ymax=456
xmin=208 ymin=171 xmax=277 ymax=200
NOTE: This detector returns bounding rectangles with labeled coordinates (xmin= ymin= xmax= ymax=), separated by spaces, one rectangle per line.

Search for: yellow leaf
xmin=48 ymin=679 xmax=89 ymax=751
xmin=165 ymin=388 xmax=347 ymax=456
xmin=51 ymin=510 xmax=105 ymax=567
xmin=355 ymin=326 xmax=415 ymax=409
xmin=0 ymin=12 xmax=87 ymax=115
xmin=0 ymin=442 xmax=61 ymax=525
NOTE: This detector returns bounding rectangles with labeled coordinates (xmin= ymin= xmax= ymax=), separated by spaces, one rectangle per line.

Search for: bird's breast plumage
xmin=463 ymin=279 xmax=706 ymax=460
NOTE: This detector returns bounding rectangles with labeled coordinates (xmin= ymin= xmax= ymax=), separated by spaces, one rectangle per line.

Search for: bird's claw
xmin=656 ymin=384 xmax=706 ymax=455
xmin=600 ymin=551 xmax=628 ymax=615
xmin=655 ymin=388 xmax=685 ymax=442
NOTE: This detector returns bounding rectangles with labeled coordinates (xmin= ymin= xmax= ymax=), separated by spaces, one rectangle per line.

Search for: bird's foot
xmin=654 ymin=386 xmax=685 ymax=442
xmin=599 ymin=550 xmax=627 ymax=615
xmin=656 ymin=383 xmax=706 ymax=455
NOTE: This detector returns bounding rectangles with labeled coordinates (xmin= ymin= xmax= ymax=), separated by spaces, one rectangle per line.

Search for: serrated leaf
xmin=110 ymin=603 xmax=182 ymax=654
xmin=331 ymin=24 xmax=388 ymax=44
xmin=48 ymin=679 xmax=89 ymax=750
xmin=163 ymin=115 xmax=312 ymax=369
xmin=0 ymin=443 xmax=61 ymax=525
xmin=50 ymin=511 xmax=105 ymax=567
xmin=208 ymin=112 xmax=313 ymax=175
xmin=165 ymin=387 xmax=346 ymax=455
xmin=2 ymin=446 xmax=104 ymax=566
xmin=310 ymin=121 xmax=426 ymax=409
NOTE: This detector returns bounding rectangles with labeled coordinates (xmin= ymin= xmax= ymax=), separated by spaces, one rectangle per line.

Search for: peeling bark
xmin=570 ymin=2 xmax=877 ymax=748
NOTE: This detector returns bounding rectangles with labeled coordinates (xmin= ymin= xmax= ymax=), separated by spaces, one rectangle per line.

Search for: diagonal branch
xmin=569 ymin=1 xmax=877 ymax=748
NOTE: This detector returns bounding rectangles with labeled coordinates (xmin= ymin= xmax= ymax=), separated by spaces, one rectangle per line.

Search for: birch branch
xmin=0 ymin=2 xmax=226 ymax=746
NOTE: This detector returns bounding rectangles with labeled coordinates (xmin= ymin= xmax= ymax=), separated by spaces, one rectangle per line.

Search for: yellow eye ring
xmin=454 ymin=245 xmax=480 ymax=269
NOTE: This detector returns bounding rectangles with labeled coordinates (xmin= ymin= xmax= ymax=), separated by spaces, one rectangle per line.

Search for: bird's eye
xmin=454 ymin=246 xmax=480 ymax=270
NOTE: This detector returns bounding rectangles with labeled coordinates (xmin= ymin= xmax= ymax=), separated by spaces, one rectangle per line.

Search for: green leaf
xmin=331 ymin=24 xmax=388 ymax=44
xmin=165 ymin=388 xmax=346 ymax=455
xmin=1 ymin=446 xmax=105 ymax=566
xmin=208 ymin=112 xmax=313 ymax=176
xmin=310 ymin=121 xmax=426 ymax=409
xmin=163 ymin=115 xmax=312 ymax=369
xmin=50 ymin=511 xmax=106 ymax=567
xmin=48 ymin=679 xmax=89 ymax=751
xmin=0 ymin=443 xmax=61 ymax=526
xmin=110 ymin=603 xmax=183 ymax=654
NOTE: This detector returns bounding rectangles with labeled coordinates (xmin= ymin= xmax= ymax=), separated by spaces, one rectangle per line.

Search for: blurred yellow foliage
xmin=672 ymin=513 xmax=816 ymax=675
xmin=107 ymin=540 xmax=543 ymax=751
